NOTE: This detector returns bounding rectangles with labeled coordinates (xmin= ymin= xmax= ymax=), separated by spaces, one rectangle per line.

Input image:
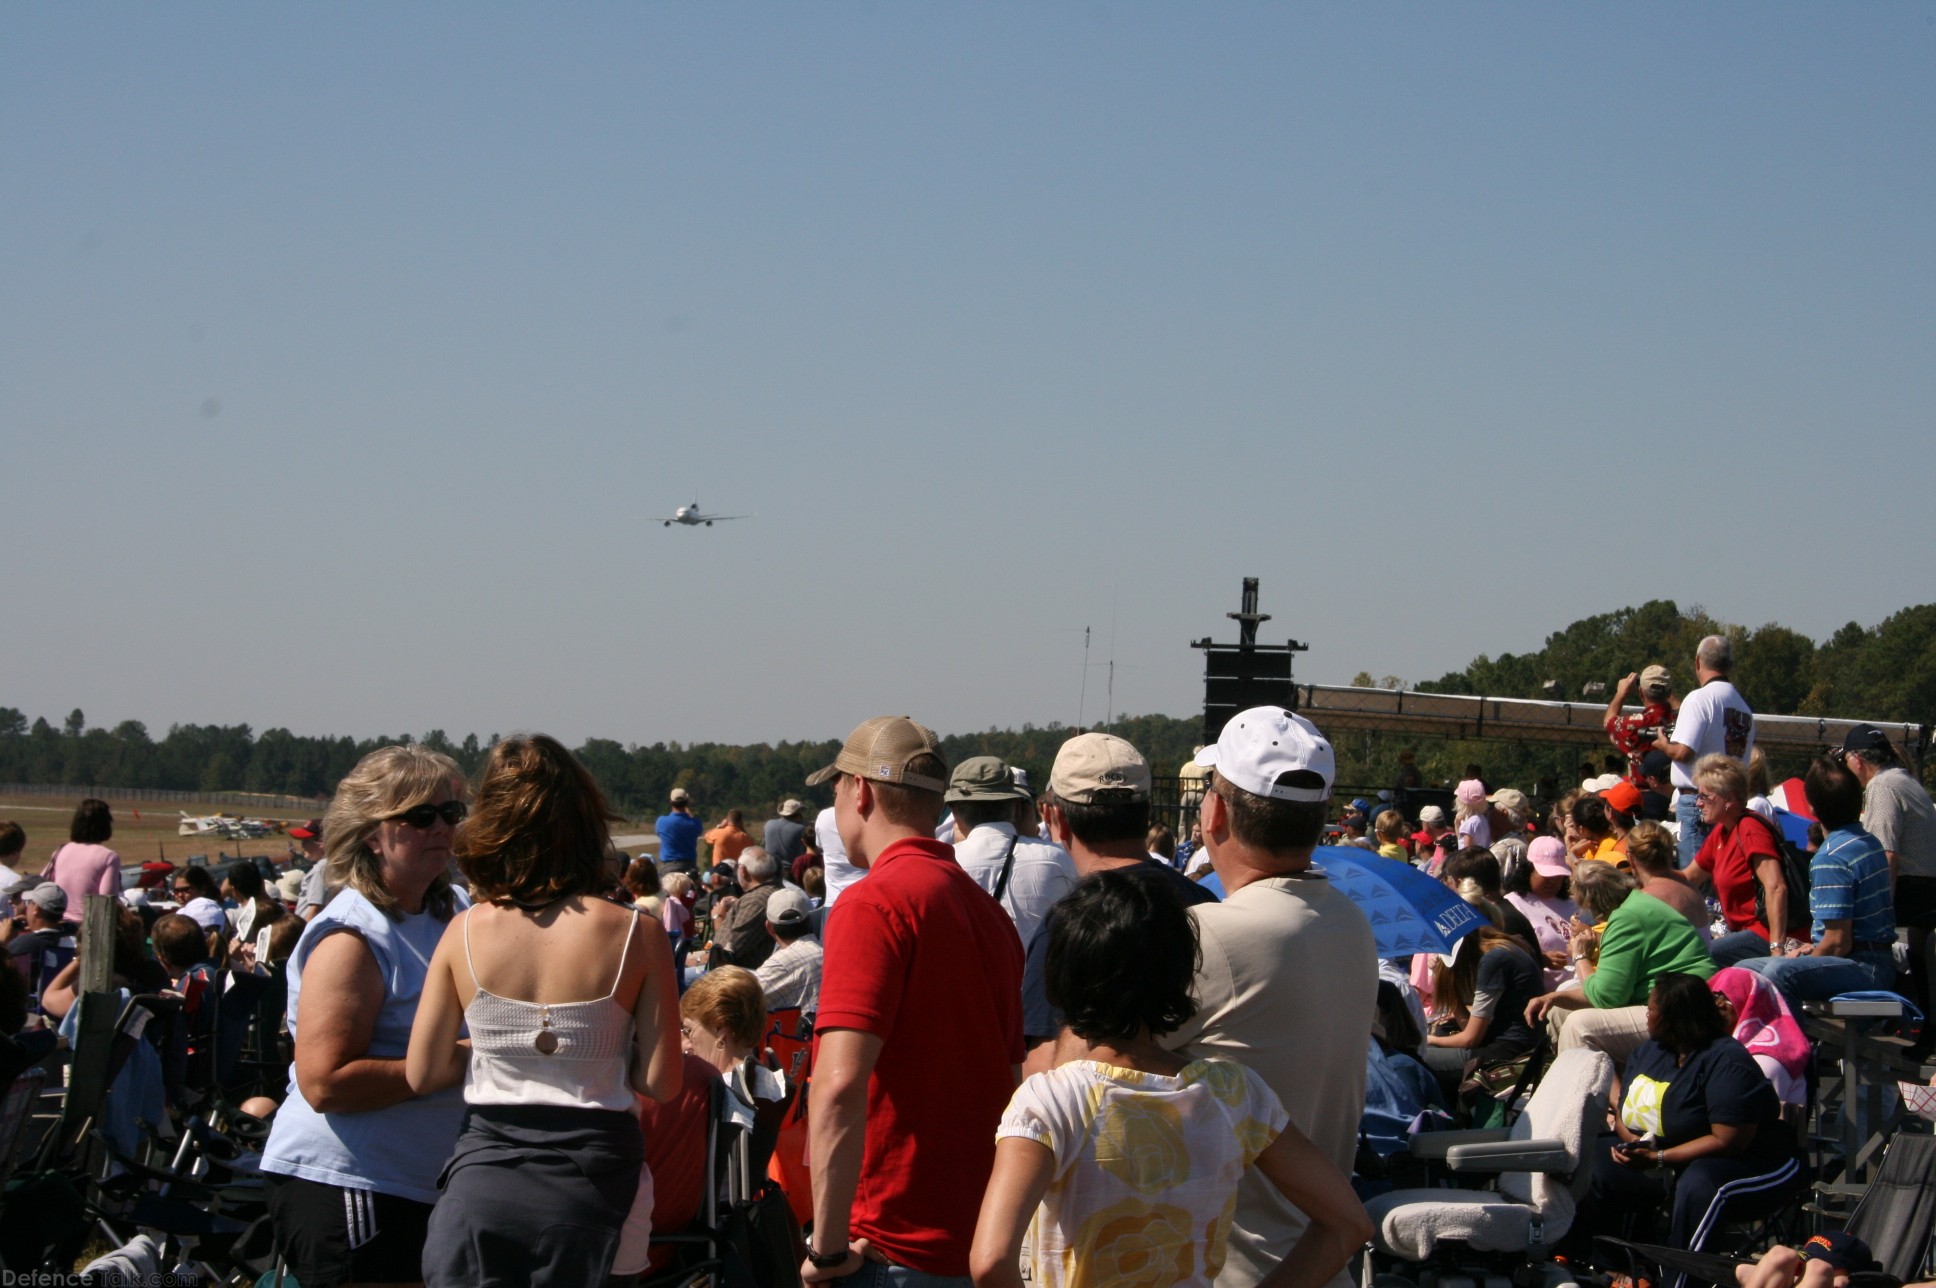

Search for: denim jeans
xmin=1737 ymin=950 xmax=1897 ymax=1004
xmin=1676 ymin=792 xmax=1709 ymax=869
xmin=834 ymin=1261 xmax=973 ymax=1288
xmin=1707 ymin=929 xmax=1773 ymax=968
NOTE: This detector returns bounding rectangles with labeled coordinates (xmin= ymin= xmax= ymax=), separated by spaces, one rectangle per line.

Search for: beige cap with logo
xmin=1050 ymin=733 xmax=1152 ymax=803
xmin=806 ymin=716 xmax=948 ymax=792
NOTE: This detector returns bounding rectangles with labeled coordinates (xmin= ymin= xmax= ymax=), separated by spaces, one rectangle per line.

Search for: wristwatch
xmin=807 ymin=1242 xmax=851 ymax=1270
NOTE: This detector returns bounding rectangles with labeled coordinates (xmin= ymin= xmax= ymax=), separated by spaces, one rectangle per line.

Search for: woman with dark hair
xmin=970 ymin=866 xmax=1371 ymax=1288
xmin=1505 ymin=836 xmax=1581 ymax=990
xmin=407 ymin=733 xmax=681 ymax=1286
xmin=1737 ymin=754 xmax=1896 ymax=1003
xmin=623 ymin=854 xmax=665 ymax=919
xmin=1359 ymin=981 xmax=1448 ymax=1168
xmin=259 ymin=744 xmax=473 ymax=1288
xmin=43 ymin=798 xmax=120 ymax=919
xmin=222 ymin=861 xmax=286 ymax=943
xmin=1581 ymin=973 xmax=1802 ymax=1280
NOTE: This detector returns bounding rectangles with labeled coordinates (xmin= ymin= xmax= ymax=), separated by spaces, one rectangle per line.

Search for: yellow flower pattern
xmin=1094 ymin=1096 xmax=1190 ymax=1194
xmin=1071 ymin=1199 xmax=1196 ymax=1288
xmin=995 ymin=1058 xmax=1289 ymax=1288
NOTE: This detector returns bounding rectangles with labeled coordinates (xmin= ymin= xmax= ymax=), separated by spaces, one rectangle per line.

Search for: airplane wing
xmin=705 ymin=514 xmax=753 ymax=521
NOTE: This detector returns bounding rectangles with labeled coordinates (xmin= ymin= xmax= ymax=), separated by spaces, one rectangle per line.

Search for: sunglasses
xmin=388 ymin=801 xmax=468 ymax=829
xmin=171 ymin=885 xmax=194 ymax=896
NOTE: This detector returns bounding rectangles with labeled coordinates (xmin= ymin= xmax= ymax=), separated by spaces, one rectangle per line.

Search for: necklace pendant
xmin=535 ymin=1005 xmax=558 ymax=1055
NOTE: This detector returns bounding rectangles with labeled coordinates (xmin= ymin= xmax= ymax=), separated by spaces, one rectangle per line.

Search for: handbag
xmin=719 ymin=1180 xmax=806 ymax=1288
xmin=1746 ymin=813 xmax=1813 ymax=938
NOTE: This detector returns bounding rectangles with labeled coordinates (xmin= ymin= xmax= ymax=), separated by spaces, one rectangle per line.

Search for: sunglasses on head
xmin=388 ymin=801 xmax=468 ymax=829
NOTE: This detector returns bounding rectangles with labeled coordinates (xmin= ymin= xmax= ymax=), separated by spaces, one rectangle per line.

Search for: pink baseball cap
xmin=1528 ymin=836 xmax=1571 ymax=877
xmin=1454 ymin=779 xmax=1487 ymax=808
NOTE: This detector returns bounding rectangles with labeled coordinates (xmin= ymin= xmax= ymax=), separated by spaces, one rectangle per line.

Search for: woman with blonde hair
xmin=658 ymin=870 xmax=696 ymax=941
xmin=1686 ymin=754 xmax=1790 ymax=968
xmin=408 ymin=734 xmax=680 ymax=1286
xmin=259 ymin=745 xmax=473 ymax=1288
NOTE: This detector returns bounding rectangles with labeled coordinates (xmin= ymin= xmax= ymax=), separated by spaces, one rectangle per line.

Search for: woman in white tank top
xmin=406 ymin=734 xmax=682 ymax=1286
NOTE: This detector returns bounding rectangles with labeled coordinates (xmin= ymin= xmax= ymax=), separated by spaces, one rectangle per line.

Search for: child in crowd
xmin=1374 ymin=810 xmax=1411 ymax=862
xmin=969 ymin=867 xmax=1370 ymax=1288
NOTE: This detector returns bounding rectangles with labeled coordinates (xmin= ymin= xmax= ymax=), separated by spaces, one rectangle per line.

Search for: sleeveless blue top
xmin=260 ymin=886 xmax=469 ymax=1203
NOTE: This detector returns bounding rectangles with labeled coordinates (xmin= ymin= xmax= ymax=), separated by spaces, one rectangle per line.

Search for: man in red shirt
xmin=802 ymin=716 xmax=1024 ymax=1286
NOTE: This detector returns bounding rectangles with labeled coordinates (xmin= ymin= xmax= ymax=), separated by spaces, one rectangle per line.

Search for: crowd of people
xmin=4 ymin=631 xmax=1934 ymax=1287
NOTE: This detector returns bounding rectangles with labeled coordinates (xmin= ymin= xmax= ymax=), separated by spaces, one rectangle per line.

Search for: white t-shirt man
xmin=951 ymin=823 xmax=1077 ymax=954
xmin=1667 ymin=679 xmax=1755 ymax=790
xmin=816 ymin=807 xmax=866 ymax=907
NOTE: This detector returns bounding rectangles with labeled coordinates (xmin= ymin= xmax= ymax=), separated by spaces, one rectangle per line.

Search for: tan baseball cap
xmin=669 ymin=787 xmax=691 ymax=804
xmin=1486 ymin=787 xmax=1529 ymax=814
xmin=806 ymin=716 xmax=947 ymax=792
xmin=946 ymin=756 xmax=1026 ymax=803
xmin=1640 ymin=665 xmax=1673 ymax=699
xmin=778 ymin=799 xmax=804 ymax=818
xmin=1050 ymin=733 xmax=1152 ymax=804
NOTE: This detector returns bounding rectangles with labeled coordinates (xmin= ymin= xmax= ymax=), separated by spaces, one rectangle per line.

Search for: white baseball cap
xmin=1194 ymin=707 xmax=1334 ymax=803
xmin=179 ymin=896 xmax=228 ymax=933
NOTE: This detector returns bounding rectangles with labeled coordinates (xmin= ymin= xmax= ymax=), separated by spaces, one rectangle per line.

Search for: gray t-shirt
xmin=762 ymin=817 xmax=807 ymax=867
xmin=296 ymin=862 xmax=338 ymax=917
xmin=1863 ymin=766 xmax=1936 ymax=881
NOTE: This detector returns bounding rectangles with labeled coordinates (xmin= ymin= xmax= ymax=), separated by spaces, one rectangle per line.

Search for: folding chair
xmin=1601 ymin=1132 xmax=1936 ymax=1287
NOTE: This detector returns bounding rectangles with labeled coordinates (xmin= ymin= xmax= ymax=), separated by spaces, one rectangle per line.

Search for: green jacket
xmin=1584 ymin=890 xmax=1715 ymax=1009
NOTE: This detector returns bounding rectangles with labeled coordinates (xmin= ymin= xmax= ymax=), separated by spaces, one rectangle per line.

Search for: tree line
xmin=4 ymin=600 xmax=1928 ymax=821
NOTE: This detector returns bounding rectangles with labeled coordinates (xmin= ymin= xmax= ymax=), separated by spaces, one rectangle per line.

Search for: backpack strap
xmin=992 ymin=835 xmax=1021 ymax=903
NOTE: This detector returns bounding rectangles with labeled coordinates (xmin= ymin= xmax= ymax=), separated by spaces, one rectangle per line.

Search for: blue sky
xmin=5 ymin=4 xmax=1932 ymax=747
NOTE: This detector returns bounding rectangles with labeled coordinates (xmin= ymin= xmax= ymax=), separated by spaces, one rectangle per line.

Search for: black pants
xmin=1578 ymin=1137 xmax=1802 ymax=1288
xmin=264 ymin=1174 xmax=435 ymax=1288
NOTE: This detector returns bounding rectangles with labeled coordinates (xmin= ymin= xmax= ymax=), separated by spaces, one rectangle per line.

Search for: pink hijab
xmin=1710 ymin=967 xmax=1810 ymax=1106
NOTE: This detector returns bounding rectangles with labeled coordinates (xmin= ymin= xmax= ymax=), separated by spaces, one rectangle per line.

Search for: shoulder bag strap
xmin=992 ymin=835 xmax=1021 ymax=903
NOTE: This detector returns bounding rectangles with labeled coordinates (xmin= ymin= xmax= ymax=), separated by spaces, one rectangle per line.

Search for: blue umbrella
xmin=1310 ymin=846 xmax=1488 ymax=959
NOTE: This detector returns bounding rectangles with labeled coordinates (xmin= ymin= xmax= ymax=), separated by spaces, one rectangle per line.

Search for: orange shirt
xmin=702 ymin=825 xmax=752 ymax=866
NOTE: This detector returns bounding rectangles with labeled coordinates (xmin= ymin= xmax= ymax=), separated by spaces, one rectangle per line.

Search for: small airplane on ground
xmin=662 ymin=500 xmax=752 ymax=528
xmin=178 ymin=812 xmax=280 ymax=839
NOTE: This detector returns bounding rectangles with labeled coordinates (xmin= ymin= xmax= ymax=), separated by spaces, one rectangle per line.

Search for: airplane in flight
xmin=662 ymin=500 xmax=752 ymax=528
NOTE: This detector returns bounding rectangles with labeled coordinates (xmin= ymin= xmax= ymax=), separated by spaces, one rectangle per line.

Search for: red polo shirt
xmin=1695 ymin=812 xmax=1782 ymax=939
xmin=815 ymin=836 xmax=1024 ymax=1276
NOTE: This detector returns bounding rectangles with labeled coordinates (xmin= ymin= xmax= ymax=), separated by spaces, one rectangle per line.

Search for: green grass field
xmin=0 ymin=793 xmax=314 ymax=876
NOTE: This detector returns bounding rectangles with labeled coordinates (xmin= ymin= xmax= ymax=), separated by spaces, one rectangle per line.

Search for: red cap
xmin=1600 ymin=781 xmax=1644 ymax=815
xmin=288 ymin=818 xmax=323 ymax=840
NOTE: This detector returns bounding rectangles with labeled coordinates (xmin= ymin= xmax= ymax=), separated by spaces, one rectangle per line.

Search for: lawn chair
xmin=764 ymin=1007 xmax=814 ymax=1225
xmin=1600 ymin=1131 xmax=1936 ymax=1288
